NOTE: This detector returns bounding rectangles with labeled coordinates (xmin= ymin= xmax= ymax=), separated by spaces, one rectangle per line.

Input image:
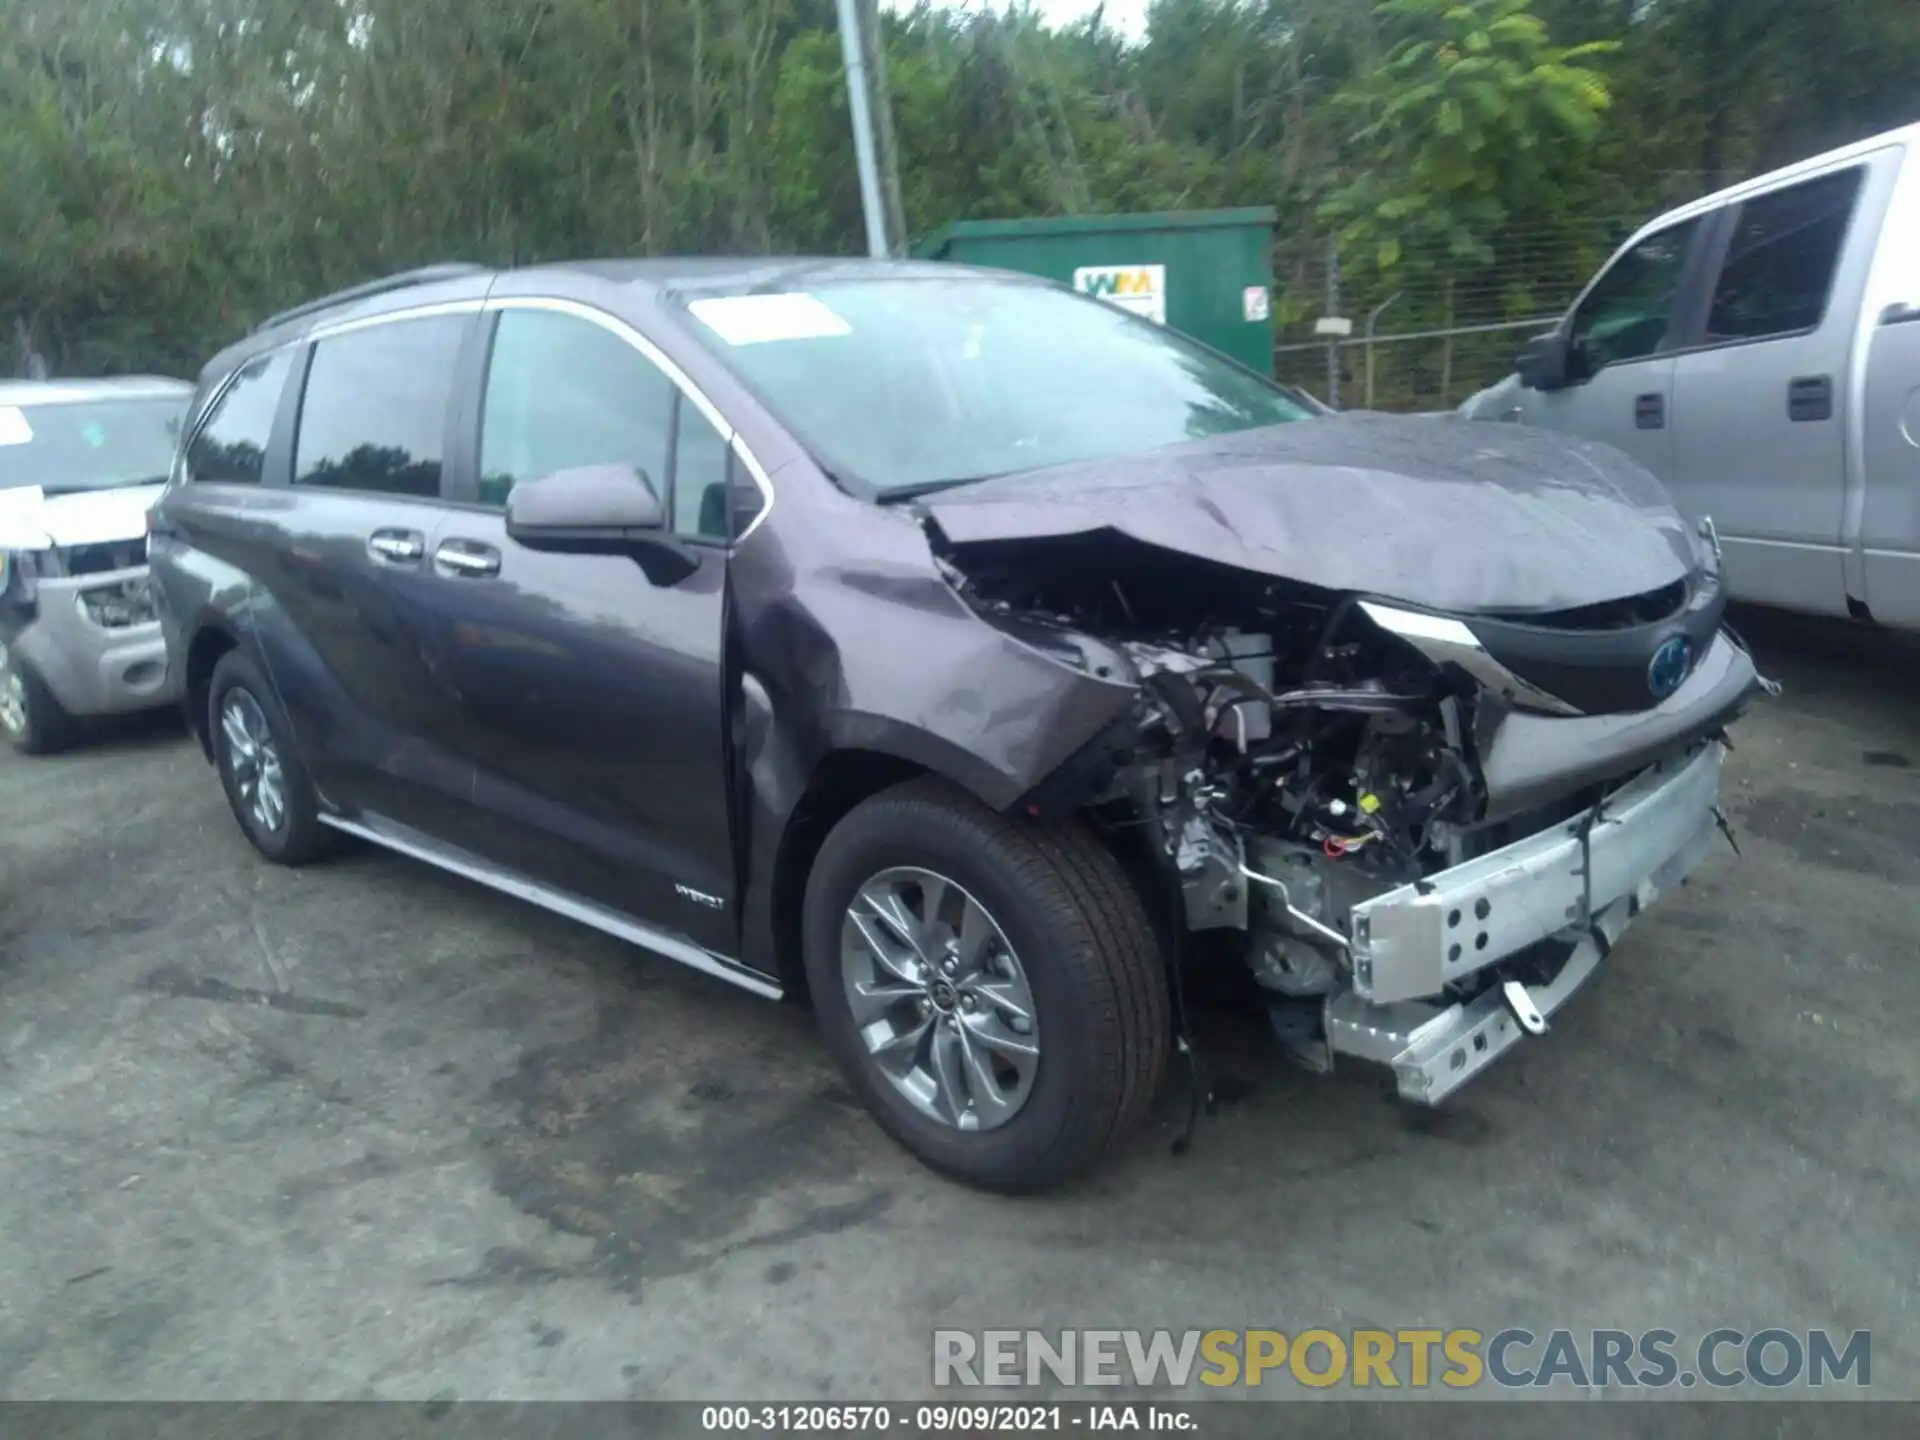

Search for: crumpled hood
xmin=922 ymin=415 xmax=1699 ymax=615
xmin=0 ymin=483 xmax=161 ymax=551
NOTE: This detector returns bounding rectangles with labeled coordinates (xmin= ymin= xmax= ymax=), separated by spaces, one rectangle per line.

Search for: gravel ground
xmin=1 ymin=607 xmax=1915 ymax=1413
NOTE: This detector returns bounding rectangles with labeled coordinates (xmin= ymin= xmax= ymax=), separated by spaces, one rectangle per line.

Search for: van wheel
xmin=209 ymin=650 xmax=335 ymax=864
xmin=1 ymin=650 xmax=76 ymax=755
xmin=802 ymin=777 xmax=1170 ymax=1193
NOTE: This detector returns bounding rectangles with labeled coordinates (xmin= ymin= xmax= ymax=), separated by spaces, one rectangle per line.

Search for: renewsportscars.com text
xmin=933 ymin=1327 xmax=1871 ymax=1391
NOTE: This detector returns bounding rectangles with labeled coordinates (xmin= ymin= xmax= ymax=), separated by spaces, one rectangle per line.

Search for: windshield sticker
xmin=689 ymin=293 xmax=853 ymax=347
xmin=0 ymin=407 xmax=33 ymax=447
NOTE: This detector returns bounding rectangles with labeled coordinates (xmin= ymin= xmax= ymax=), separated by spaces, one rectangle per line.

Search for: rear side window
xmin=1706 ymin=168 xmax=1864 ymax=343
xmin=478 ymin=309 xmax=676 ymax=510
xmin=294 ymin=315 xmax=467 ymax=497
xmin=187 ymin=351 xmax=292 ymax=485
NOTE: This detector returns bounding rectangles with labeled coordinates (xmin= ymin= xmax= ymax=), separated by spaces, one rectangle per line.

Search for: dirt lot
xmin=1 ymin=608 xmax=1916 ymax=1405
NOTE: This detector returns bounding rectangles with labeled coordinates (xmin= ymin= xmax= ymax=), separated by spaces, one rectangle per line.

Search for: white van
xmin=1461 ymin=122 xmax=1920 ymax=627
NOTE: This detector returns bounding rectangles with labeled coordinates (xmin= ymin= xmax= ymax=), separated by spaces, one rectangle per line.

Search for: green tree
xmin=1320 ymin=0 xmax=1617 ymax=277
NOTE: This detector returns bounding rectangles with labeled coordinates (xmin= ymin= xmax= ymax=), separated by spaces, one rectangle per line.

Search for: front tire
xmin=209 ymin=649 xmax=334 ymax=864
xmin=803 ymin=777 xmax=1170 ymax=1193
xmin=1 ymin=649 xmax=77 ymax=755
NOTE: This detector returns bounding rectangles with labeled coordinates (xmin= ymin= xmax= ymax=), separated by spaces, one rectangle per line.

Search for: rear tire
xmin=1 ymin=650 xmax=77 ymax=755
xmin=803 ymin=776 xmax=1170 ymax=1193
xmin=209 ymin=649 xmax=336 ymax=864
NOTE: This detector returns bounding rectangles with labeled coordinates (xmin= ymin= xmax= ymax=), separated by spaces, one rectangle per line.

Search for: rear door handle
xmin=1788 ymin=375 xmax=1833 ymax=422
xmin=367 ymin=528 xmax=425 ymax=564
xmin=433 ymin=538 xmax=501 ymax=579
xmin=1634 ymin=393 xmax=1665 ymax=430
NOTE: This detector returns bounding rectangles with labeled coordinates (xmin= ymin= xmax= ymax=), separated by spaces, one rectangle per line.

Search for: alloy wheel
xmin=0 ymin=655 xmax=25 ymax=740
xmin=840 ymin=866 xmax=1040 ymax=1131
xmin=220 ymin=688 xmax=287 ymax=834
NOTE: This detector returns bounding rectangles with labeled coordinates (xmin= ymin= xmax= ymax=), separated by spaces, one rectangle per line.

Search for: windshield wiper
xmin=875 ymin=474 xmax=1007 ymax=504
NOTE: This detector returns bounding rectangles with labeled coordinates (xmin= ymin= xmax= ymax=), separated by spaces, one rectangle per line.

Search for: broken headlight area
xmin=1113 ymin=606 xmax=1489 ymax=1011
xmin=941 ymin=528 xmax=1748 ymax=1101
xmin=76 ymin=576 xmax=158 ymax=629
xmin=945 ymin=532 xmax=1490 ymax=957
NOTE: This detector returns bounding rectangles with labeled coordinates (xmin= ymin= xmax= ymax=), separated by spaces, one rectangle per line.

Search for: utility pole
xmin=835 ymin=0 xmax=892 ymax=258
xmin=859 ymin=0 xmax=907 ymax=256
xmin=1325 ymin=240 xmax=1342 ymax=409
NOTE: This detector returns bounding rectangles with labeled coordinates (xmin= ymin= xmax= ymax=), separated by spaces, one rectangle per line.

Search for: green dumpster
xmin=913 ymin=207 xmax=1278 ymax=376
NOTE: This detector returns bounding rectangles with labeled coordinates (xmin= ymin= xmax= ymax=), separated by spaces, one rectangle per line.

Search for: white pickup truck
xmin=1462 ymin=121 xmax=1920 ymax=629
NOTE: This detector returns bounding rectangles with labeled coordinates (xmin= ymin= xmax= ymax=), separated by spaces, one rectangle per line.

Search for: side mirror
xmin=505 ymin=464 xmax=697 ymax=585
xmin=1515 ymin=332 xmax=1573 ymax=392
xmin=505 ymin=463 xmax=663 ymax=545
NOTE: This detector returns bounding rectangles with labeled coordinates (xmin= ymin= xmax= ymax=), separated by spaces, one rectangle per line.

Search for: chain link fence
xmin=1271 ymin=176 xmax=1721 ymax=411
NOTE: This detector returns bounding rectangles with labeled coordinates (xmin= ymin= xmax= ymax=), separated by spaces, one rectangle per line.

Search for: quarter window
xmin=187 ymin=350 xmax=293 ymax=485
xmin=1705 ymin=168 xmax=1863 ymax=344
xmin=294 ymin=315 xmax=467 ymax=497
xmin=671 ymin=401 xmax=736 ymax=542
xmin=1570 ymin=219 xmax=1700 ymax=373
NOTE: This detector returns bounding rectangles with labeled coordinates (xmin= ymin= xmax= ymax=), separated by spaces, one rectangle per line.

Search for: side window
xmin=671 ymin=398 xmax=735 ymax=542
xmin=185 ymin=350 xmax=293 ymax=485
xmin=1570 ymin=218 xmax=1700 ymax=373
xmin=479 ymin=310 xmax=675 ymax=510
xmin=294 ymin=315 xmax=466 ymax=497
xmin=1705 ymin=168 xmax=1864 ymax=344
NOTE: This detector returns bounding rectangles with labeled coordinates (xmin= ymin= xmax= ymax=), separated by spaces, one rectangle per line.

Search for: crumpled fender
xmin=724 ymin=493 xmax=1140 ymax=978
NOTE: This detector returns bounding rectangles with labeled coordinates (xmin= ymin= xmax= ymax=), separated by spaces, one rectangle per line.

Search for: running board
xmin=317 ymin=812 xmax=783 ymax=1001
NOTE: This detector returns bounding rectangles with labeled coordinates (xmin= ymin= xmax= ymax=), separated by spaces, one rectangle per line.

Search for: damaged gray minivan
xmin=153 ymin=260 xmax=1768 ymax=1193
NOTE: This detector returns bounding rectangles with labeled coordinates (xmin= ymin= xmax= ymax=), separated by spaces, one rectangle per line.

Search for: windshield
xmin=681 ymin=277 xmax=1312 ymax=496
xmin=0 ymin=395 xmax=187 ymax=494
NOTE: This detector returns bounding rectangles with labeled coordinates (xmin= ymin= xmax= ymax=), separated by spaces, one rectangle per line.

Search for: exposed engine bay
xmin=941 ymin=534 xmax=1498 ymax=988
xmin=933 ymin=525 xmax=1765 ymax=1092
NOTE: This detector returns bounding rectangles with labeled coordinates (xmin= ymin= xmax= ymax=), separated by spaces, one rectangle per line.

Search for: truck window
xmin=1570 ymin=219 xmax=1700 ymax=373
xmin=1705 ymin=167 xmax=1864 ymax=343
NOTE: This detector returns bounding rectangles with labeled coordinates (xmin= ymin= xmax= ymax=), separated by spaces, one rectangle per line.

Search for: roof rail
xmin=252 ymin=263 xmax=489 ymax=335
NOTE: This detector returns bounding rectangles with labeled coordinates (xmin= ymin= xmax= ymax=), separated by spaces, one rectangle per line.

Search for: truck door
xmin=1667 ymin=163 xmax=1882 ymax=616
xmin=1520 ymin=217 xmax=1703 ymax=485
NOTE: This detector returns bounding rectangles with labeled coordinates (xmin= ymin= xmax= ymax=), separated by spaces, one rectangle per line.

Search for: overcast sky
xmin=886 ymin=0 xmax=1153 ymax=41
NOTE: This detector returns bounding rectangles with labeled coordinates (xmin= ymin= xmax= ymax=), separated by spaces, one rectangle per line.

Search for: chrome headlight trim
xmin=1358 ymin=600 xmax=1584 ymax=717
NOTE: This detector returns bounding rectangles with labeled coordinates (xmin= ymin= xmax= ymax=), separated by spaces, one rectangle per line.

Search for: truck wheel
xmin=209 ymin=649 xmax=335 ymax=864
xmin=1 ymin=650 xmax=77 ymax=755
xmin=802 ymin=776 xmax=1170 ymax=1193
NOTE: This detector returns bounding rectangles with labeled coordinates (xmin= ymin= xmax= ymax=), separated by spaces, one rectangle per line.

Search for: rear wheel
xmin=802 ymin=776 xmax=1170 ymax=1193
xmin=209 ymin=650 xmax=335 ymax=864
xmin=1 ymin=647 xmax=77 ymax=755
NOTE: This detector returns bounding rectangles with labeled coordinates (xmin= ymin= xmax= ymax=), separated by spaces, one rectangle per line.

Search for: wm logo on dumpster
xmin=1074 ymin=264 xmax=1166 ymax=325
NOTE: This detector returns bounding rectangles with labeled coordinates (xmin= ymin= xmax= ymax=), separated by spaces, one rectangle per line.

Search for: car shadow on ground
xmin=66 ymin=704 xmax=191 ymax=756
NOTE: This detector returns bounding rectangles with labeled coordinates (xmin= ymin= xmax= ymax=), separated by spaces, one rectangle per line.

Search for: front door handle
xmin=433 ymin=538 xmax=501 ymax=579
xmin=1634 ymin=392 xmax=1665 ymax=430
xmin=1788 ymin=375 xmax=1833 ymax=422
xmin=367 ymin=528 xmax=425 ymax=564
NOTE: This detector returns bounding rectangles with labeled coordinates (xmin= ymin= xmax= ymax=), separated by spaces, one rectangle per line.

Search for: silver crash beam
xmin=1327 ymin=741 xmax=1726 ymax=1104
